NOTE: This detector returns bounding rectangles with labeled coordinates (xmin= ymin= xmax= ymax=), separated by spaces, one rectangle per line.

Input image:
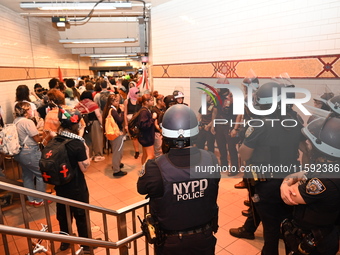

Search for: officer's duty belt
xmin=164 ymin=223 xmax=212 ymax=237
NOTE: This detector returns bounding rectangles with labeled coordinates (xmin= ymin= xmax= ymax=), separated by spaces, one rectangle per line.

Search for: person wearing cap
xmin=64 ymin=78 xmax=80 ymax=108
xmin=54 ymin=108 xmax=92 ymax=253
xmin=280 ymin=116 xmax=340 ymax=255
xmin=137 ymin=104 xmax=220 ymax=255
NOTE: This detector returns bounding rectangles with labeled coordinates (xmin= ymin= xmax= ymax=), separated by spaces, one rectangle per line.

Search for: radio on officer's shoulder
xmin=138 ymin=213 xmax=164 ymax=245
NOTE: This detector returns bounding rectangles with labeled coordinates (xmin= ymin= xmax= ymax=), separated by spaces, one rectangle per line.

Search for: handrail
xmin=0 ymin=180 xmax=150 ymax=255
xmin=0 ymin=225 xmax=144 ymax=248
xmin=0 ymin=181 xmax=149 ymax=215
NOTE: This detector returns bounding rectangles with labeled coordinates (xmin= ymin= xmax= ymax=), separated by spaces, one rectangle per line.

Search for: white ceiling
xmin=0 ymin=0 xmax=171 ymax=61
xmin=0 ymin=0 xmax=170 ymax=13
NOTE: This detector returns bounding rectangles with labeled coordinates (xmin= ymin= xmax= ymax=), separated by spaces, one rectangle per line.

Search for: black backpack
xmin=39 ymin=137 xmax=75 ymax=185
xmin=128 ymin=108 xmax=147 ymax=138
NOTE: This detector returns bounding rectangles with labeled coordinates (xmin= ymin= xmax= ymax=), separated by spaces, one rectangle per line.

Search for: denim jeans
xmin=15 ymin=146 xmax=45 ymax=202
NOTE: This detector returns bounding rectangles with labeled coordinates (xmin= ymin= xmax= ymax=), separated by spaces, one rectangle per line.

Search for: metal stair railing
xmin=0 ymin=181 xmax=151 ymax=255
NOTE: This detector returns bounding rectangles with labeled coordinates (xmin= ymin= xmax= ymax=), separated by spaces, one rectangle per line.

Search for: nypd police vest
xmin=151 ymin=149 xmax=219 ymax=231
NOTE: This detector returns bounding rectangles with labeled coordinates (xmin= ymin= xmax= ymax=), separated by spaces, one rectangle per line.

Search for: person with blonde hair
xmin=13 ymin=102 xmax=46 ymax=207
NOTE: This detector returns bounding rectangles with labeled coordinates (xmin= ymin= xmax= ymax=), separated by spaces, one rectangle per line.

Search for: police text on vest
xmin=173 ymin=179 xmax=208 ymax=201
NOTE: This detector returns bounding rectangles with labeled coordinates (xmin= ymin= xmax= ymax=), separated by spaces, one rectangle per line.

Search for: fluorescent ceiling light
xmin=59 ymin=38 xmax=137 ymax=44
xmin=100 ymin=58 xmax=138 ymax=61
xmin=80 ymin=54 xmax=138 ymax=57
xmin=20 ymin=2 xmax=132 ymax=11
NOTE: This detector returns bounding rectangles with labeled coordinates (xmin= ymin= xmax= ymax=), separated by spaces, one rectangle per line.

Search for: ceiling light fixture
xmin=20 ymin=2 xmax=132 ymax=11
xmin=59 ymin=38 xmax=137 ymax=44
xmin=80 ymin=54 xmax=138 ymax=57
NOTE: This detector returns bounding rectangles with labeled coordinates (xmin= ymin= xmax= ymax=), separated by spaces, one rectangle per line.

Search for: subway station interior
xmin=1 ymin=0 xmax=340 ymax=254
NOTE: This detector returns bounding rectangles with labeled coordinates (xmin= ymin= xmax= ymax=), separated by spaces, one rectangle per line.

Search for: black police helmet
xmin=58 ymin=108 xmax=82 ymax=129
xmin=255 ymin=81 xmax=283 ymax=105
xmin=302 ymin=117 xmax=340 ymax=159
xmin=327 ymin=95 xmax=340 ymax=115
xmin=162 ymin=104 xmax=199 ymax=148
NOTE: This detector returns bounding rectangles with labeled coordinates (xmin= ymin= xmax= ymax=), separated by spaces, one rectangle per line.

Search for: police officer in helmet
xmin=239 ymin=81 xmax=304 ymax=255
xmin=137 ymin=104 xmax=220 ymax=255
xmin=281 ymin=116 xmax=340 ymax=255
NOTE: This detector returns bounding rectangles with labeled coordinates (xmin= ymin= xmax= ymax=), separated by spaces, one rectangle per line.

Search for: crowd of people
xmin=3 ymin=71 xmax=340 ymax=255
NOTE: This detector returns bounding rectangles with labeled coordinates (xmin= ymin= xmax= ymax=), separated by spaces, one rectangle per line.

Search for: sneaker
xmin=26 ymin=200 xmax=35 ymax=206
xmin=113 ymin=170 xmax=127 ymax=177
xmin=94 ymin=156 xmax=105 ymax=162
xmin=134 ymin=152 xmax=140 ymax=159
xmin=120 ymin=163 xmax=124 ymax=168
xmin=60 ymin=242 xmax=70 ymax=251
xmin=229 ymin=227 xmax=255 ymax=240
xmin=34 ymin=200 xmax=52 ymax=208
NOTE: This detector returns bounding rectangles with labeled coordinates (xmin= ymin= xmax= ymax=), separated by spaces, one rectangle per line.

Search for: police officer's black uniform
xmin=241 ymin=82 xmax=305 ymax=255
xmin=293 ymin=172 xmax=340 ymax=254
xmin=281 ymin=116 xmax=340 ymax=255
xmin=137 ymin=104 xmax=220 ymax=255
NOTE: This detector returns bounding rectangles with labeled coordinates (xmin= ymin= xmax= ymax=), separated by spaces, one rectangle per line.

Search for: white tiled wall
xmin=151 ymin=0 xmax=340 ymax=65
xmin=150 ymin=0 xmax=340 ymax=105
xmin=0 ymin=4 xmax=90 ymax=122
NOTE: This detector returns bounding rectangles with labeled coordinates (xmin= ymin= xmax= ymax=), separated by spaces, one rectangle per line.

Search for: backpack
xmin=82 ymin=113 xmax=93 ymax=134
xmin=39 ymin=137 xmax=75 ymax=185
xmin=99 ymin=91 xmax=111 ymax=111
xmin=128 ymin=108 xmax=146 ymax=138
xmin=0 ymin=118 xmax=28 ymax=156
xmin=105 ymin=109 xmax=121 ymax=140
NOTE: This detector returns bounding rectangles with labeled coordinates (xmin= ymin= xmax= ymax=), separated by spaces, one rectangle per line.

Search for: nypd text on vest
xmin=173 ymin=179 xmax=208 ymax=201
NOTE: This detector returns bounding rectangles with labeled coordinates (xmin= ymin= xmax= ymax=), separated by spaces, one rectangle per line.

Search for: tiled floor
xmin=2 ymin=139 xmax=290 ymax=255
